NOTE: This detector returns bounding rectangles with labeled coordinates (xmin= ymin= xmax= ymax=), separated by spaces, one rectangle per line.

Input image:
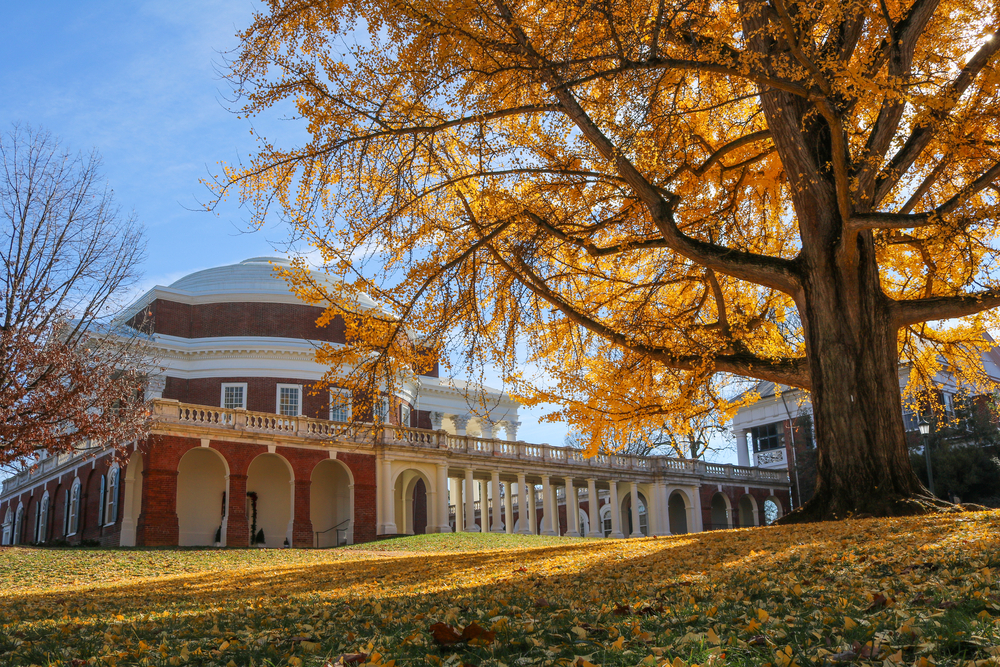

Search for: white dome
xmin=164 ymin=257 xmax=378 ymax=309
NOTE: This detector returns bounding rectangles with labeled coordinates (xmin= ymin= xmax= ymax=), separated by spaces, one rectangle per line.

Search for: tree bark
xmin=783 ymin=229 xmax=931 ymax=522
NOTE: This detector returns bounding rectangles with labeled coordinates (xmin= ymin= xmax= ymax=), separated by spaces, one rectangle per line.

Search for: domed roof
xmin=162 ymin=257 xmax=377 ymax=308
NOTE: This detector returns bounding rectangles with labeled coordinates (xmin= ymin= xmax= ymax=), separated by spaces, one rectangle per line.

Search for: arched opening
xmin=668 ymin=491 xmax=688 ymax=534
xmin=246 ymin=453 xmax=293 ymax=547
xmin=764 ymin=497 xmax=782 ymax=525
xmin=104 ymin=466 xmax=120 ymax=527
xmin=393 ymin=469 xmax=431 ymax=535
xmin=36 ymin=492 xmax=50 ymax=543
xmin=738 ymin=495 xmax=758 ymax=527
xmin=600 ymin=503 xmax=612 ymax=537
xmin=579 ymin=508 xmax=590 ymax=537
xmin=120 ymin=451 xmax=144 ymax=547
xmin=310 ymin=459 xmax=353 ymax=547
xmin=621 ymin=492 xmax=648 ymax=536
xmin=709 ymin=492 xmax=732 ymax=530
xmin=177 ymin=447 xmax=229 ymax=546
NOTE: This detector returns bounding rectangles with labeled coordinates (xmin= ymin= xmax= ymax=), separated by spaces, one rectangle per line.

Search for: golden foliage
xmin=210 ymin=0 xmax=1000 ymax=458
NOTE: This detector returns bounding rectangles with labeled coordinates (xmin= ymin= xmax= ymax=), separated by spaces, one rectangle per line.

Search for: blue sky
xmin=0 ymin=0 xmax=584 ymax=449
xmin=1 ymin=1 xmax=739 ymax=461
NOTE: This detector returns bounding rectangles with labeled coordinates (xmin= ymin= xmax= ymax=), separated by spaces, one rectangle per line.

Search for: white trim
xmin=221 ymin=382 xmax=248 ymax=410
xmin=104 ymin=465 xmax=121 ymax=527
xmin=67 ymin=479 xmax=81 ymax=537
xmin=276 ymin=384 xmax=303 ymax=417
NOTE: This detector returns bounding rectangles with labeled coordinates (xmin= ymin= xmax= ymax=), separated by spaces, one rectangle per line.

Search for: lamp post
xmin=918 ymin=416 xmax=935 ymax=496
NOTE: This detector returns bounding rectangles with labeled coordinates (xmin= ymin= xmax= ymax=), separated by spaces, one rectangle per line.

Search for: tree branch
xmin=873 ymin=31 xmax=1000 ymax=205
xmin=893 ymin=290 xmax=1000 ymax=328
xmin=850 ymin=159 xmax=1000 ymax=229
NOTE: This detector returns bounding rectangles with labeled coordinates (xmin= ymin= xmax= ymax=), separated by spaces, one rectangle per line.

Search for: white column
xmin=518 ymin=474 xmax=531 ymax=534
xmin=528 ymin=482 xmax=537 ymax=534
xmin=505 ymin=421 xmax=521 ymax=441
xmin=690 ymin=485 xmax=704 ymax=532
xmin=453 ymin=414 xmax=469 ymax=436
xmin=382 ymin=460 xmax=397 ymax=534
xmin=430 ymin=411 xmax=446 ymax=431
xmin=504 ymin=481 xmax=514 ymax=534
xmin=541 ymin=475 xmax=556 ymax=535
xmin=464 ymin=469 xmax=477 ymax=531
xmin=479 ymin=479 xmax=489 ymax=532
xmin=481 ymin=422 xmax=495 ymax=439
xmin=629 ymin=481 xmax=643 ymax=537
xmin=608 ymin=482 xmax=624 ymax=539
xmin=586 ymin=479 xmax=602 ymax=537
xmin=651 ymin=482 xmax=669 ymax=536
xmin=736 ymin=431 xmax=751 ymax=467
xmin=436 ymin=463 xmax=451 ymax=533
xmin=490 ymin=471 xmax=504 ymax=532
xmin=565 ymin=477 xmax=580 ymax=537
xmin=451 ymin=477 xmax=463 ymax=531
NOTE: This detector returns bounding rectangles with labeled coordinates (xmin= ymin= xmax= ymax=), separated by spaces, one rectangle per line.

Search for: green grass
xmin=0 ymin=513 xmax=998 ymax=666
xmin=343 ymin=531 xmax=595 ymax=553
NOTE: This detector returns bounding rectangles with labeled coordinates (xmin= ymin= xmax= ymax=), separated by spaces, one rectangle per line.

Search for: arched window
xmin=36 ymin=492 xmax=50 ymax=543
xmin=68 ymin=480 xmax=81 ymax=536
xmin=2 ymin=506 xmax=12 ymax=545
xmin=13 ymin=504 xmax=24 ymax=545
xmin=98 ymin=474 xmax=106 ymax=526
xmin=600 ymin=504 xmax=613 ymax=537
xmin=105 ymin=467 xmax=120 ymax=525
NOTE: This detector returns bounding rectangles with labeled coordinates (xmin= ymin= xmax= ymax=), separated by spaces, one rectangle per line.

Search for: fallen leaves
xmin=429 ymin=621 xmax=496 ymax=646
xmin=0 ymin=512 xmax=999 ymax=666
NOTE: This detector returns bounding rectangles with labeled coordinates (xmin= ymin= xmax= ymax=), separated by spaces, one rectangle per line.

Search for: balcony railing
xmin=0 ymin=400 xmax=789 ymax=495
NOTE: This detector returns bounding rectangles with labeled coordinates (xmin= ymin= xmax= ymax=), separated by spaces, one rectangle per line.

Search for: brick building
xmin=1 ymin=257 xmax=790 ymax=547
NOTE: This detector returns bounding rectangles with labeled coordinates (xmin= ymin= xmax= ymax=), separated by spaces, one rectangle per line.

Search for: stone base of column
xmin=610 ymin=531 xmax=625 ymax=539
xmin=566 ymin=529 xmax=581 ymax=537
xmin=587 ymin=529 xmax=604 ymax=538
xmin=293 ymin=520 xmax=313 ymax=548
xmin=629 ymin=530 xmax=644 ymax=538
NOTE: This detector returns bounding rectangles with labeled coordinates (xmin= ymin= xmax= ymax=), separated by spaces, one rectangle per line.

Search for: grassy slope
xmin=0 ymin=512 xmax=998 ymax=666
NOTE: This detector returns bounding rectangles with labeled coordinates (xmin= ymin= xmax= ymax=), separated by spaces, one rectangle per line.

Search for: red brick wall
xmin=147 ymin=299 xmax=347 ymax=343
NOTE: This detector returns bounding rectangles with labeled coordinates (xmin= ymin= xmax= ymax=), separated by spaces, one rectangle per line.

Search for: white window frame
xmin=68 ymin=480 xmax=81 ymax=536
xmin=1 ymin=507 xmax=11 ymax=546
xmin=14 ymin=504 xmax=24 ymax=545
xmin=329 ymin=388 xmax=352 ymax=423
xmin=600 ymin=504 xmax=612 ymax=538
xmin=105 ymin=466 xmax=120 ymax=526
xmin=276 ymin=384 xmax=303 ymax=417
xmin=98 ymin=474 xmax=106 ymax=526
xmin=400 ymin=403 xmax=411 ymax=428
xmin=36 ymin=492 xmax=49 ymax=543
xmin=221 ymin=383 xmax=248 ymax=410
xmin=373 ymin=395 xmax=390 ymax=424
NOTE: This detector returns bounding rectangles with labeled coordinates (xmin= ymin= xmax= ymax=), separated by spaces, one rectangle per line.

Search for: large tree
xmin=0 ymin=125 xmax=149 ymax=467
xmin=215 ymin=0 xmax=1000 ymax=520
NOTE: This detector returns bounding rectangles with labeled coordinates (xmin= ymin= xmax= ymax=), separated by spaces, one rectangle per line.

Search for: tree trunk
xmin=782 ymin=230 xmax=931 ymax=522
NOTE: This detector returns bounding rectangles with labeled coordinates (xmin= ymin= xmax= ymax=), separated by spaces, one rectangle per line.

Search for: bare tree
xmin=0 ymin=124 xmax=149 ymax=468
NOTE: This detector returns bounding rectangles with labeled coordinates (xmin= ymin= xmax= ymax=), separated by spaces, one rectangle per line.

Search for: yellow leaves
xmin=611 ymin=635 xmax=626 ymax=651
xmin=774 ymin=645 xmax=798 ymax=667
xmin=842 ymin=617 xmax=858 ymax=631
xmin=705 ymin=627 xmax=722 ymax=645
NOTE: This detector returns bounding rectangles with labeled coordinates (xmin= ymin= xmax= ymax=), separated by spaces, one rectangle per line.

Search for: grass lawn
xmin=1 ymin=512 xmax=999 ymax=667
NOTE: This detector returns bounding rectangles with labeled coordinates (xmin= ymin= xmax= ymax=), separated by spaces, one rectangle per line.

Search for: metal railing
xmin=314 ymin=518 xmax=351 ymax=548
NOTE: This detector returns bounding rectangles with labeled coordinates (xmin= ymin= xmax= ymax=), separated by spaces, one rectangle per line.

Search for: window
xmin=329 ymin=388 xmax=352 ymax=422
xmin=373 ymin=396 xmax=390 ymax=423
xmin=601 ymin=505 xmax=613 ymax=537
xmin=1 ymin=507 xmax=11 ymax=546
xmin=751 ymin=422 xmax=784 ymax=452
xmin=98 ymin=475 xmax=106 ymax=526
xmin=276 ymin=384 xmax=302 ymax=417
xmin=36 ymin=492 xmax=49 ymax=543
xmin=68 ymin=480 xmax=81 ymax=536
xmin=902 ymin=409 xmax=919 ymax=431
xmin=400 ymin=403 xmax=411 ymax=428
xmin=14 ymin=505 xmax=23 ymax=545
xmin=105 ymin=467 xmax=119 ymax=525
xmin=221 ymin=383 xmax=247 ymax=410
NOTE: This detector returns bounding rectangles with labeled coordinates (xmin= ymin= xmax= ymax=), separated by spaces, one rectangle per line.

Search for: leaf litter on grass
xmin=0 ymin=512 xmax=999 ymax=666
